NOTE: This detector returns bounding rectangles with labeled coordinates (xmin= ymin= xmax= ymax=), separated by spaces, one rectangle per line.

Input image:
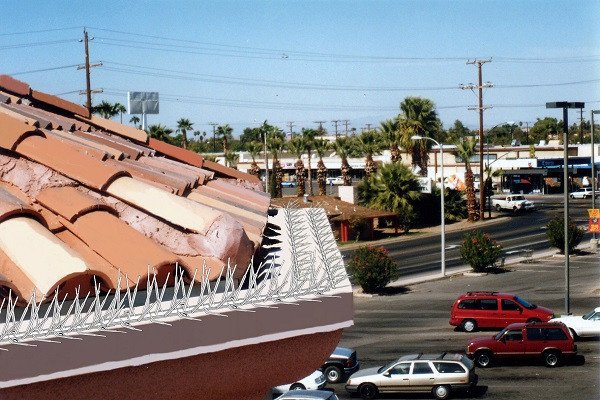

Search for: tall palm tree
xmin=114 ymin=103 xmax=127 ymax=124
xmin=224 ymin=151 xmax=239 ymax=169
xmin=91 ymin=100 xmax=119 ymax=119
xmin=130 ymin=115 xmax=141 ymax=129
xmin=357 ymin=162 xmax=421 ymax=233
xmin=301 ymin=128 xmax=317 ymax=196
xmin=216 ymin=124 xmax=234 ymax=154
xmin=398 ymin=96 xmax=441 ymax=176
xmin=148 ymin=124 xmax=174 ymax=143
xmin=313 ymin=138 xmax=330 ymax=195
xmin=333 ymin=137 xmax=353 ymax=186
xmin=357 ymin=129 xmax=382 ymax=177
xmin=267 ymin=130 xmax=286 ymax=198
xmin=246 ymin=141 xmax=263 ymax=178
xmin=287 ymin=136 xmax=306 ymax=197
xmin=454 ymin=138 xmax=479 ymax=222
xmin=380 ymin=119 xmax=401 ymax=163
xmin=176 ymin=118 xmax=194 ymax=149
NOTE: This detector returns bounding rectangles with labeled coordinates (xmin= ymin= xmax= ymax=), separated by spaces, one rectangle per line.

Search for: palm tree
xmin=287 ymin=136 xmax=306 ymax=197
xmin=148 ymin=124 xmax=174 ymax=143
xmin=357 ymin=162 xmax=421 ymax=233
xmin=176 ymin=118 xmax=194 ymax=149
xmin=380 ymin=119 xmax=401 ymax=163
xmin=91 ymin=100 xmax=119 ymax=119
xmin=130 ymin=116 xmax=141 ymax=129
xmin=314 ymin=138 xmax=330 ymax=195
xmin=454 ymin=138 xmax=479 ymax=222
xmin=224 ymin=151 xmax=239 ymax=169
xmin=333 ymin=137 xmax=353 ymax=186
xmin=216 ymin=124 xmax=234 ymax=154
xmin=267 ymin=130 xmax=286 ymax=198
xmin=301 ymin=128 xmax=317 ymax=196
xmin=398 ymin=96 xmax=441 ymax=176
xmin=114 ymin=103 xmax=127 ymax=124
xmin=357 ymin=129 xmax=382 ymax=177
xmin=246 ymin=141 xmax=263 ymax=178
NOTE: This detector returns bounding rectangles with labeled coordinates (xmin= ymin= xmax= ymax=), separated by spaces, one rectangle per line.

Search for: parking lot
xmin=328 ymin=251 xmax=600 ymax=400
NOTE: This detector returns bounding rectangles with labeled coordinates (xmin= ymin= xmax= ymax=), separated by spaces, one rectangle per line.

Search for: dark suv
xmin=466 ymin=321 xmax=577 ymax=367
xmin=320 ymin=347 xmax=360 ymax=383
xmin=449 ymin=291 xmax=554 ymax=332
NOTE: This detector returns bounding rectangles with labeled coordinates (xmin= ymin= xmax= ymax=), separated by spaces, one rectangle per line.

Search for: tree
xmin=246 ymin=141 xmax=263 ymax=178
xmin=91 ymin=100 xmax=120 ymax=119
xmin=147 ymin=124 xmax=173 ymax=143
xmin=114 ymin=103 xmax=126 ymax=124
xmin=347 ymin=246 xmax=399 ymax=293
xmin=529 ymin=117 xmax=561 ymax=145
xmin=215 ymin=124 xmax=234 ymax=153
xmin=223 ymin=151 xmax=239 ymax=169
xmin=357 ymin=129 xmax=382 ymax=177
xmin=459 ymin=230 xmax=503 ymax=272
xmin=333 ymin=137 xmax=353 ymax=186
xmin=314 ymin=138 xmax=330 ymax=196
xmin=546 ymin=217 xmax=584 ymax=254
xmin=287 ymin=136 xmax=306 ymax=197
xmin=454 ymin=138 xmax=479 ymax=222
xmin=441 ymin=119 xmax=471 ymax=144
xmin=130 ymin=116 xmax=141 ymax=129
xmin=357 ymin=162 xmax=421 ymax=232
xmin=267 ymin=129 xmax=286 ymax=198
xmin=380 ymin=119 xmax=401 ymax=163
xmin=398 ymin=96 xmax=441 ymax=176
xmin=301 ymin=128 xmax=318 ymax=196
xmin=176 ymin=118 xmax=194 ymax=149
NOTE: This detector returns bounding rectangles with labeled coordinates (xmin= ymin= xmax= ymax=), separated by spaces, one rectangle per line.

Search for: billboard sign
xmin=127 ymin=92 xmax=159 ymax=114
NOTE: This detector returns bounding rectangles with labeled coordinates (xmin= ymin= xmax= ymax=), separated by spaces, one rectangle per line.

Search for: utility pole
xmin=78 ymin=29 xmax=102 ymax=115
xmin=461 ymin=58 xmax=493 ymax=220
xmin=579 ymin=107 xmax=584 ymax=144
xmin=331 ymin=120 xmax=340 ymax=138
xmin=314 ymin=121 xmax=326 ymax=134
xmin=287 ymin=121 xmax=294 ymax=140
xmin=343 ymin=120 xmax=350 ymax=136
xmin=208 ymin=123 xmax=218 ymax=152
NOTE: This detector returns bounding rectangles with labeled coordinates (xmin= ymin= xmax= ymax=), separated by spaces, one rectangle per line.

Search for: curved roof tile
xmin=0 ymin=75 xmax=30 ymax=97
xmin=30 ymin=90 xmax=89 ymax=118
xmin=78 ymin=115 xmax=148 ymax=143
xmin=37 ymin=186 xmax=117 ymax=223
xmin=147 ymin=138 xmax=204 ymax=168
xmin=0 ymin=187 xmax=45 ymax=225
xmin=0 ymin=112 xmax=45 ymax=150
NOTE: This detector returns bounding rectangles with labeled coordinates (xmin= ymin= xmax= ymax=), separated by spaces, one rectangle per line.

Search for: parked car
xmin=345 ymin=353 xmax=477 ymax=400
xmin=466 ymin=321 xmax=577 ymax=368
xmin=550 ymin=307 xmax=600 ymax=338
xmin=491 ymin=195 xmax=535 ymax=212
xmin=449 ymin=291 xmax=554 ymax=332
xmin=275 ymin=389 xmax=339 ymax=400
xmin=273 ymin=370 xmax=326 ymax=394
xmin=569 ymin=187 xmax=599 ymax=199
xmin=326 ymin=176 xmax=344 ymax=185
xmin=320 ymin=347 xmax=360 ymax=383
xmin=282 ymin=181 xmax=296 ymax=187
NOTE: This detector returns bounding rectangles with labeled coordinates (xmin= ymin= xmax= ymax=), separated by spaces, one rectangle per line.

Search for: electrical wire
xmin=0 ymin=27 xmax=82 ymax=37
xmin=9 ymin=64 xmax=81 ymax=76
xmin=0 ymin=39 xmax=78 ymax=50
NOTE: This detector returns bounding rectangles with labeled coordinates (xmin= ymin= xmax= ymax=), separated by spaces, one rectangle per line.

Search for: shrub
xmin=459 ymin=230 xmax=502 ymax=273
xmin=347 ymin=246 xmax=399 ymax=293
xmin=546 ymin=217 xmax=584 ymax=254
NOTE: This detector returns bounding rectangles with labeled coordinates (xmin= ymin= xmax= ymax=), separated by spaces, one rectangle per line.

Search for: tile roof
xmin=0 ymin=75 xmax=270 ymax=304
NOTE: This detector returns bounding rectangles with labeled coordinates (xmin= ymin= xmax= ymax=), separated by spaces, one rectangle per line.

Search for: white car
xmin=326 ymin=176 xmax=344 ymax=185
xmin=273 ymin=370 xmax=327 ymax=394
xmin=550 ymin=307 xmax=600 ymax=338
xmin=569 ymin=187 xmax=599 ymax=199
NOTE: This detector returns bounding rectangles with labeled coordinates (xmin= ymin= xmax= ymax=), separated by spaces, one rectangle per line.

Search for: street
xmin=328 ymin=251 xmax=599 ymax=400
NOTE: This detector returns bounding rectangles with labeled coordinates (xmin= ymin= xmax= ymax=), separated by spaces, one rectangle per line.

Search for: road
xmin=340 ymin=195 xmax=595 ymax=277
xmin=327 ymin=251 xmax=600 ymax=400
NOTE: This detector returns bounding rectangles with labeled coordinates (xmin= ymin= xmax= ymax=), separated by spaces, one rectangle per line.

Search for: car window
xmin=480 ymin=299 xmax=498 ymax=310
xmin=389 ymin=363 xmax=410 ymax=375
xmin=502 ymin=299 xmax=521 ymax=311
xmin=412 ymin=362 xmax=433 ymax=374
xmin=432 ymin=362 xmax=466 ymax=374
xmin=583 ymin=311 xmax=600 ymax=320
xmin=526 ymin=328 xmax=543 ymax=340
xmin=546 ymin=328 xmax=567 ymax=340
xmin=458 ymin=299 xmax=478 ymax=309
xmin=504 ymin=330 xmax=523 ymax=341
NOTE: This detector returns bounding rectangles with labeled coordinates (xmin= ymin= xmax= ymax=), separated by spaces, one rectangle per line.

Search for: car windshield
xmin=582 ymin=310 xmax=596 ymax=320
xmin=514 ymin=296 xmax=536 ymax=309
xmin=377 ymin=360 xmax=398 ymax=374
xmin=494 ymin=327 xmax=508 ymax=340
xmin=512 ymin=195 xmax=525 ymax=200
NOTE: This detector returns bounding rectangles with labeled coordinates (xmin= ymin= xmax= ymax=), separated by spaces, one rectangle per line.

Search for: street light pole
xmin=412 ymin=135 xmax=445 ymax=276
xmin=592 ymin=110 xmax=599 ymax=243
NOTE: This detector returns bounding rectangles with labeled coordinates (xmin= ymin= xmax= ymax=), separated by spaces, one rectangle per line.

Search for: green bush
xmin=347 ymin=246 xmax=399 ymax=293
xmin=459 ymin=230 xmax=503 ymax=272
xmin=546 ymin=217 xmax=584 ymax=254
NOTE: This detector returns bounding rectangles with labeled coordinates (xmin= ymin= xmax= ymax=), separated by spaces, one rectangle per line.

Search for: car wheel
xmin=289 ymin=383 xmax=305 ymax=390
xmin=526 ymin=318 xmax=541 ymax=323
xmin=358 ymin=383 xmax=378 ymax=400
xmin=569 ymin=194 xmax=574 ymax=199
xmin=474 ymin=350 xmax=493 ymax=368
xmin=461 ymin=319 xmax=477 ymax=332
xmin=324 ymin=365 xmax=343 ymax=383
xmin=513 ymin=206 xmax=518 ymax=213
xmin=432 ymin=385 xmax=451 ymax=400
xmin=543 ymin=350 xmax=561 ymax=367
xmin=495 ymin=204 xmax=501 ymax=212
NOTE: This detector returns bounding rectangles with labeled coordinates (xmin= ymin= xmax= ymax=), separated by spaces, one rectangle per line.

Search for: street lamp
xmin=591 ymin=110 xmax=599 ymax=246
xmin=411 ymin=135 xmax=445 ymax=277
xmin=546 ymin=101 xmax=585 ymax=316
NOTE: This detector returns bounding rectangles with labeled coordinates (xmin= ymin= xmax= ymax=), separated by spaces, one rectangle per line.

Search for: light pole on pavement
xmin=592 ymin=110 xmax=599 ymax=245
xmin=412 ymin=135 xmax=445 ymax=277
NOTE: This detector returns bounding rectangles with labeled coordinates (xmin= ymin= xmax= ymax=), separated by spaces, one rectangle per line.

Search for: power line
xmin=0 ymin=39 xmax=77 ymax=50
xmin=9 ymin=64 xmax=81 ymax=76
xmin=0 ymin=27 xmax=82 ymax=37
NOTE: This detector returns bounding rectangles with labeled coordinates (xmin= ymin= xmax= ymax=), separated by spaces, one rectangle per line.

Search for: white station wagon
xmin=345 ymin=353 xmax=477 ymax=400
xmin=550 ymin=307 xmax=600 ymax=338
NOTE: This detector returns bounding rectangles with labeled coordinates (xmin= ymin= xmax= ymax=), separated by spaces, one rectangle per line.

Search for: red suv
xmin=466 ymin=321 xmax=577 ymax=367
xmin=449 ymin=291 xmax=554 ymax=332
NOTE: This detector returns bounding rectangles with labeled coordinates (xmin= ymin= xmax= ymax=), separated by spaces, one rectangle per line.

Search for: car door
xmin=408 ymin=361 xmax=436 ymax=392
xmin=380 ymin=362 xmax=411 ymax=393
xmin=500 ymin=299 xmax=524 ymax=325
xmin=581 ymin=312 xmax=600 ymax=336
xmin=496 ymin=329 xmax=525 ymax=360
xmin=478 ymin=298 xmax=500 ymax=328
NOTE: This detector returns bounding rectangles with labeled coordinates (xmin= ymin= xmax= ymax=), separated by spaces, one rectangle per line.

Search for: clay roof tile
xmin=37 ymin=186 xmax=117 ymax=223
xmin=147 ymin=138 xmax=204 ymax=168
xmin=201 ymin=159 xmax=262 ymax=185
xmin=0 ymin=112 xmax=45 ymax=150
xmin=76 ymin=115 xmax=149 ymax=143
xmin=0 ymin=187 xmax=45 ymax=225
xmin=0 ymin=75 xmax=31 ymax=97
xmin=30 ymin=89 xmax=89 ymax=118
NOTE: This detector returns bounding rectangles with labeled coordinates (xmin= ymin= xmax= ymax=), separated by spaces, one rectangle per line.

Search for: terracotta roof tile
xmin=0 ymin=104 xmax=41 ymax=128
xmin=0 ymin=75 xmax=31 ymax=97
xmin=138 ymin=156 xmax=206 ymax=186
xmin=71 ymin=130 xmax=141 ymax=159
xmin=0 ymin=112 xmax=44 ymax=150
xmin=0 ymin=247 xmax=37 ymax=304
xmin=77 ymin=115 xmax=148 ymax=143
xmin=37 ymin=186 xmax=117 ymax=223
xmin=194 ymin=185 xmax=267 ymax=214
xmin=0 ymin=186 xmax=44 ymax=225
xmin=205 ymin=179 xmax=271 ymax=212
xmin=30 ymin=89 xmax=89 ymax=118
xmin=202 ymin=159 xmax=261 ymax=185
xmin=51 ymin=129 xmax=126 ymax=160
xmin=106 ymin=158 xmax=189 ymax=195
xmin=0 ymin=93 xmax=10 ymax=104
xmin=147 ymin=138 xmax=204 ymax=168
xmin=0 ymin=90 xmax=23 ymax=105
xmin=1 ymin=103 xmax=55 ymax=129
xmin=8 ymin=102 xmax=77 ymax=131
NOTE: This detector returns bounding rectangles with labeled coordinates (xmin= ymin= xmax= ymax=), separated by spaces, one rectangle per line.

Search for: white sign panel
xmin=127 ymin=92 xmax=159 ymax=114
xmin=417 ymin=177 xmax=432 ymax=193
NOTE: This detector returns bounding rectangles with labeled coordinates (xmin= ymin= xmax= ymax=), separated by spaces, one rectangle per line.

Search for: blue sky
xmin=2 ymin=1 xmax=599 ymax=137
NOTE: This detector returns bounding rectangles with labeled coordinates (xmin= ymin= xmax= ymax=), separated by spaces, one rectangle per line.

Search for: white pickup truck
xmin=491 ymin=195 xmax=535 ymax=212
